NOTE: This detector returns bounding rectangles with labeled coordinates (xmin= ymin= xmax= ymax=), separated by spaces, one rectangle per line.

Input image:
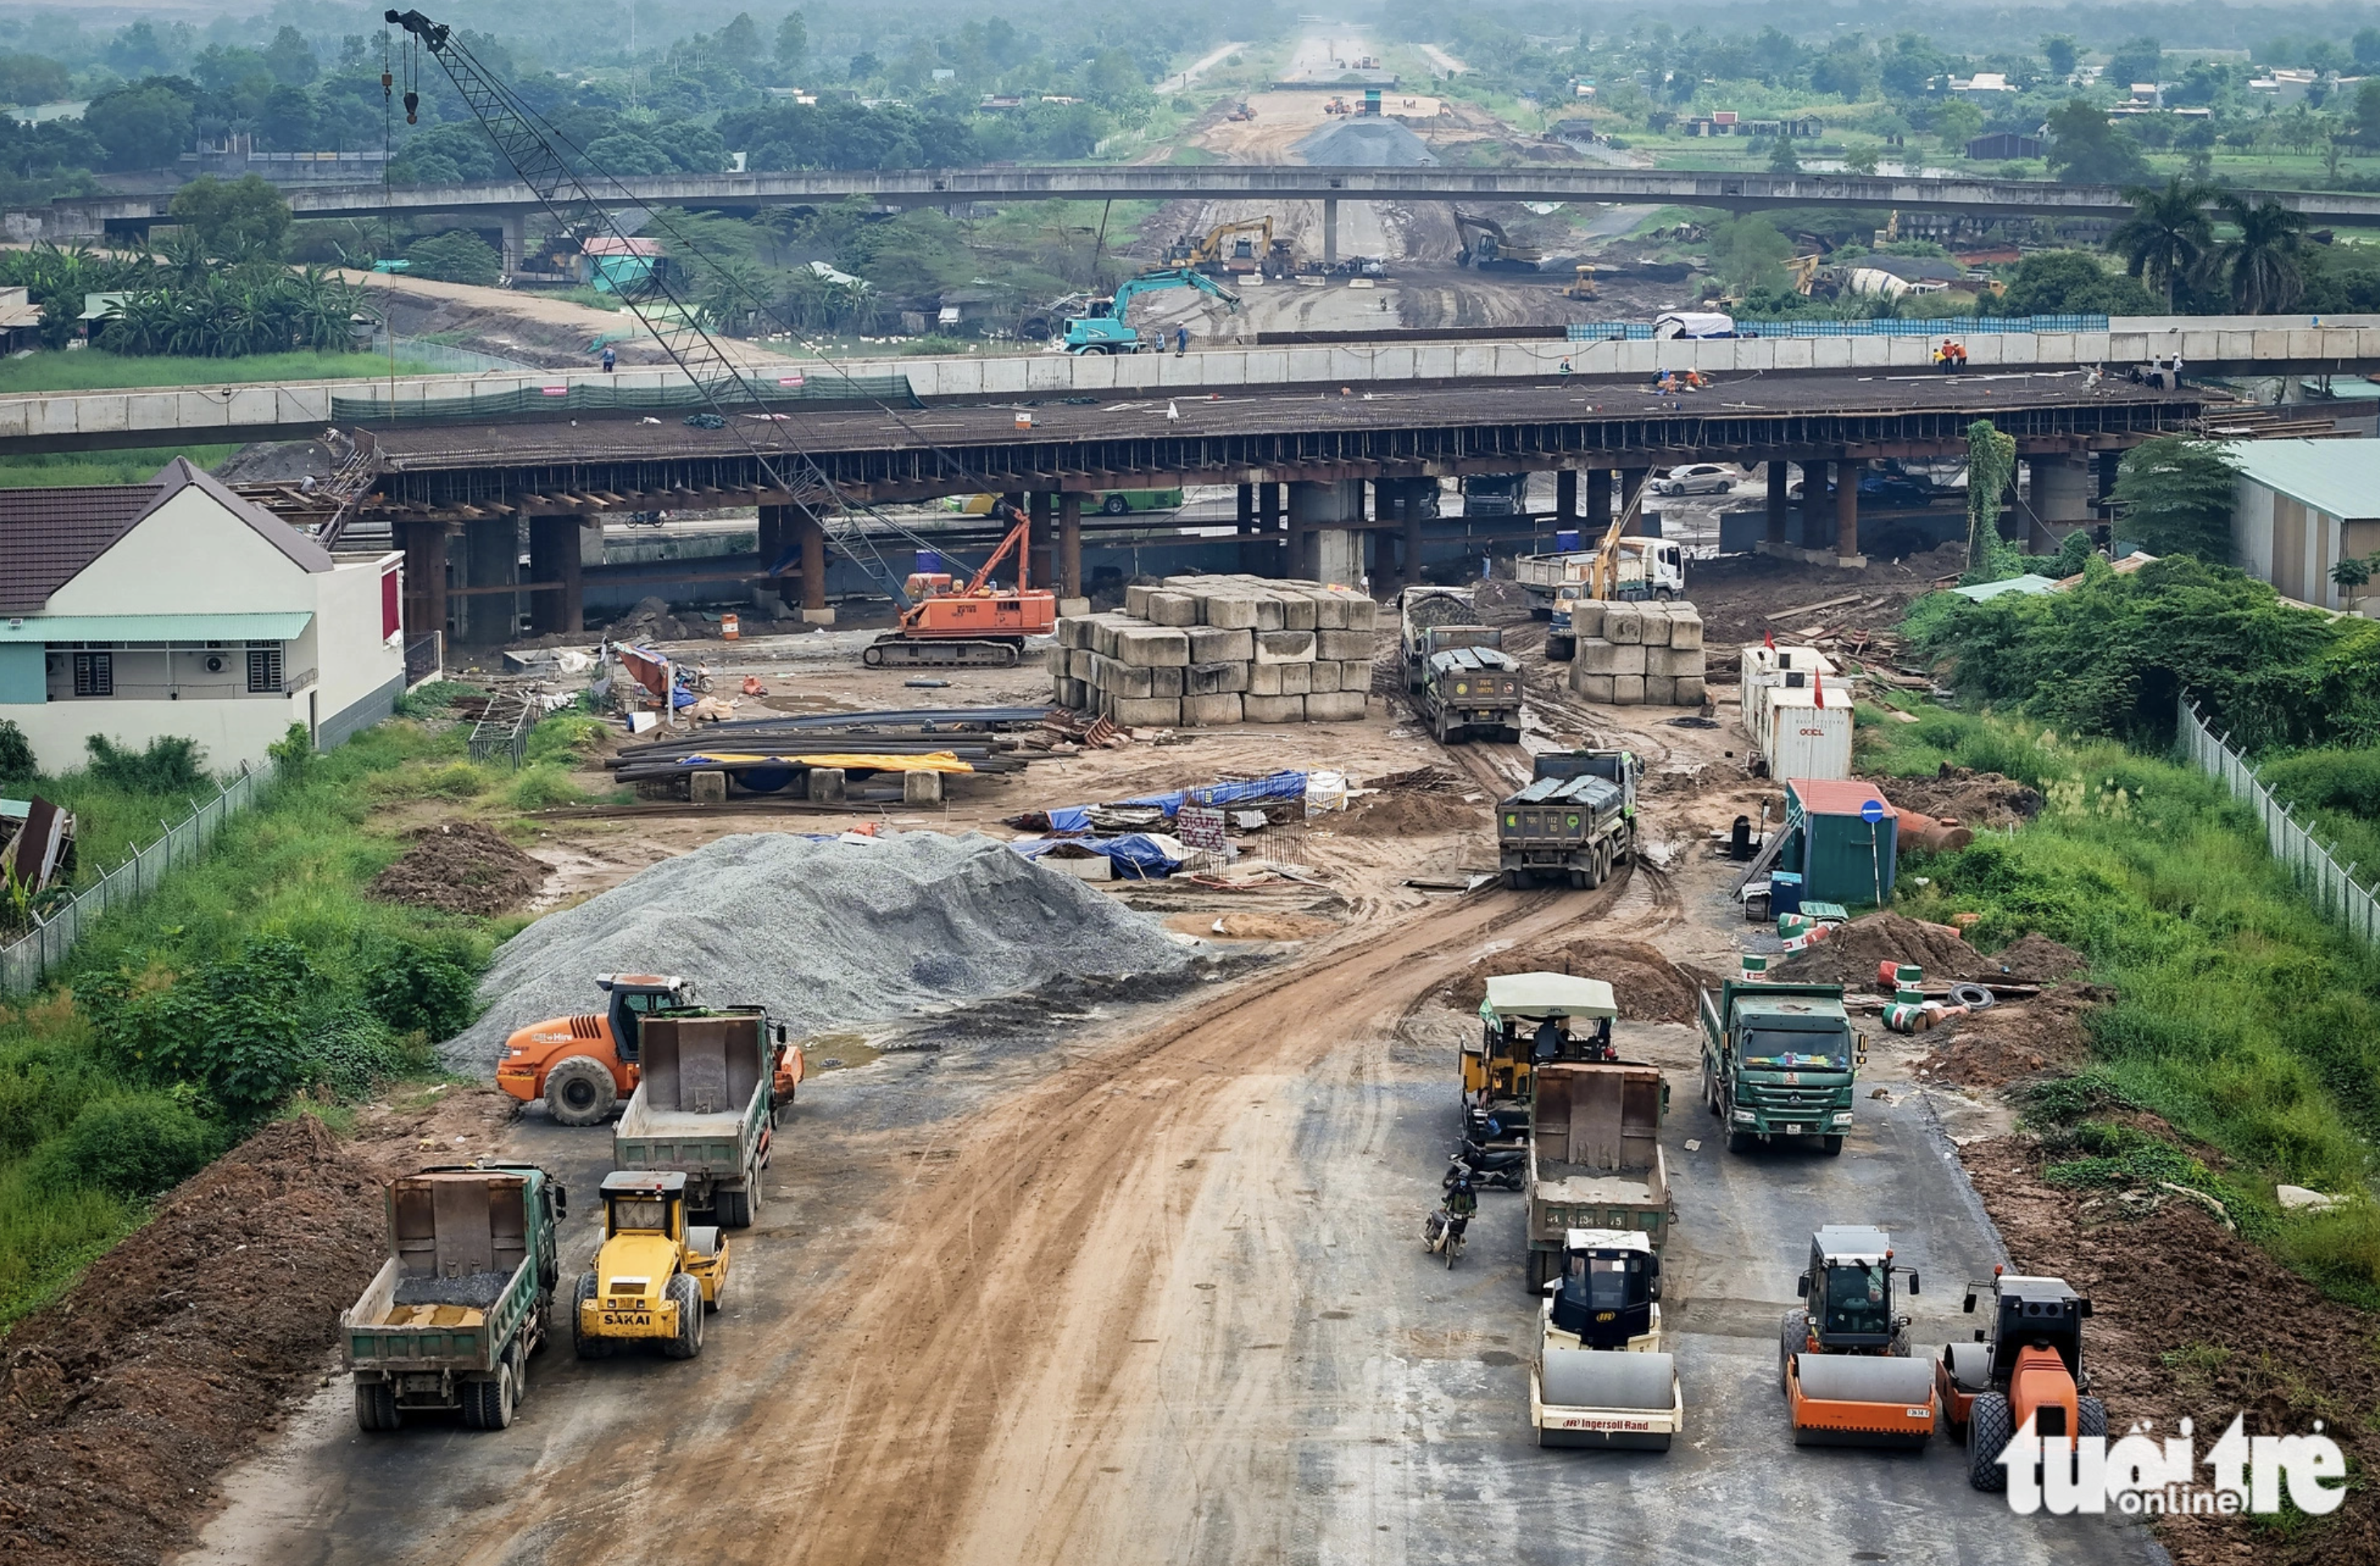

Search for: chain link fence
xmin=0 ymin=764 xmax=261 ymax=996
xmin=2179 ymin=696 xmax=2378 ymax=949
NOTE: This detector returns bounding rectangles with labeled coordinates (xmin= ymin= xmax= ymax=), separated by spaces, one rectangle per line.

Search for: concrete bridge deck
xmin=15 ymin=166 xmax=2380 ymax=241
xmin=0 ymin=313 xmax=2365 ymax=457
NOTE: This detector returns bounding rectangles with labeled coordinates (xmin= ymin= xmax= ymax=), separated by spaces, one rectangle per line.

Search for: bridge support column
xmin=2029 ymin=455 xmax=2092 ymax=553
xmin=1235 ymin=483 xmax=1257 ymax=573
xmin=797 ymin=504 xmax=829 ymax=619
xmin=501 ymin=211 xmax=527 ymax=278
xmin=1799 ymin=461 xmax=1830 ymax=549
xmin=1585 ymin=468 xmax=1611 ymax=535
xmin=1059 ymin=492 xmax=1083 ymax=602
xmin=1766 ymin=462 xmax=1789 ymax=545
xmin=1322 ymin=198 xmax=1339 ymax=266
xmin=460 ymin=516 xmax=520 ymax=646
xmin=1400 ymin=481 xmax=1426 ymax=588
xmin=1029 ymin=491 xmax=1054 ymax=594
xmin=1555 ymin=469 xmax=1579 ymax=534
xmin=1289 ymin=478 xmax=1360 ymax=584
xmin=1834 ymin=465 xmax=1863 ymax=568
xmin=399 ymin=521 xmax=451 ymax=647
xmin=1258 ymin=482 xmax=1283 ymax=577
xmin=1618 ymin=467 xmax=1648 ymax=535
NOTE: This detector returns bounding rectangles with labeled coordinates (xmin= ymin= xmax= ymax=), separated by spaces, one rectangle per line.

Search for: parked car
xmin=1655 ymin=463 xmax=1736 ymax=497
xmin=1788 ymin=469 xmax=1940 ymax=509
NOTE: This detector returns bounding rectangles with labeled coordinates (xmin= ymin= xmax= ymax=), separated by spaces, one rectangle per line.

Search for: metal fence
xmin=2178 ymin=696 xmax=2378 ymax=949
xmin=1564 ymin=313 xmax=2110 ymax=343
xmin=0 ymin=764 xmax=262 ymax=996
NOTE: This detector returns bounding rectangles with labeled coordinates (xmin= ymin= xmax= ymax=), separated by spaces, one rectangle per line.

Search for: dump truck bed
xmin=342 ymin=1172 xmax=542 ymax=1377
xmin=1527 ymin=1060 xmax=1672 ymax=1257
xmin=614 ymin=1013 xmax=771 ymax=1220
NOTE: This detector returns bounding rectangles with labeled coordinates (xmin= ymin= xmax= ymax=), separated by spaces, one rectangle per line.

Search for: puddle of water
xmin=802 ymin=1030 xmax=886 ymax=1073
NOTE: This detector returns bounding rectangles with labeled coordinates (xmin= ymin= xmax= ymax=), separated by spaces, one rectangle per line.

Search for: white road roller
xmin=1530 ymin=1228 xmax=1683 ymax=1449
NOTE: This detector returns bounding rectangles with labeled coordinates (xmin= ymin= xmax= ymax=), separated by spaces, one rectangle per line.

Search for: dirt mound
xmin=368 ymin=821 xmax=549 ymax=915
xmin=1915 ymin=982 xmax=2108 ymax=1089
xmin=605 ymin=594 xmax=697 ymax=643
xmin=0 ymin=1088 xmax=516 ymax=1566
xmin=1876 ymin=764 xmax=2043 ymax=830
xmin=1959 ymin=1134 xmax=2380 ymax=1566
xmin=1294 ymin=118 xmax=1439 ymax=168
xmin=1987 ymin=932 xmax=2088 ymax=984
xmin=1337 ymin=790 xmax=1487 ymax=837
xmin=1435 ymin=939 xmax=1711 ymax=1023
xmin=1166 ymin=911 xmax=1337 ymax=942
xmin=1770 ymin=911 xmax=1990 ymax=986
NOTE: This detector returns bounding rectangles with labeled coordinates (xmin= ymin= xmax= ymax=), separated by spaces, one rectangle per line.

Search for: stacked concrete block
xmin=1052 ymin=575 xmax=1378 ymax=726
xmin=1565 ymin=599 xmax=1709 ymax=708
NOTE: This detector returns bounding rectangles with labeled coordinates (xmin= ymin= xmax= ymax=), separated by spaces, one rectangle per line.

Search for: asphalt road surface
xmin=185 ymin=864 xmax=2163 ymax=1565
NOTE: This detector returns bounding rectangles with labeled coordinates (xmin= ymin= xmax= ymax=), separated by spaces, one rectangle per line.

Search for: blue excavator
xmin=1062 ymin=268 xmax=1243 ymax=354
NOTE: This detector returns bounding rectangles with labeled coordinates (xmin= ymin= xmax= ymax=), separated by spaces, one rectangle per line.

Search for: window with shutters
xmin=246 ymin=644 xmax=284 ymax=693
xmin=73 ymin=652 xmax=112 ymax=696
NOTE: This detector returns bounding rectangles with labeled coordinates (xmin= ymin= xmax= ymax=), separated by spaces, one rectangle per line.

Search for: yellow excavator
xmin=1168 ymin=217 xmax=1277 ymax=278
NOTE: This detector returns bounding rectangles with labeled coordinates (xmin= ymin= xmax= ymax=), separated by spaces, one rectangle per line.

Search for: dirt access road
xmin=185 ymin=836 xmax=2157 ymax=1560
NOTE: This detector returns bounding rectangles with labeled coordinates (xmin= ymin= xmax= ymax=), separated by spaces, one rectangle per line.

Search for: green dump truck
xmin=1497 ymin=749 xmax=1640 ymax=888
xmin=342 ymin=1162 xmax=567 ymax=1432
xmin=1697 ymin=980 xmax=1864 ymax=1155
xmin=1397 ymin=587 xmax=1522 ymax=744
xmin=614 ymin=1011 xmax=787 ymax=1228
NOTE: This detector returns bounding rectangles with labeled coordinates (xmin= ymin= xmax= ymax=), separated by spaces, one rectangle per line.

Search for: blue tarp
xmin=1011 ymin=834 xmax=1185 ymax=879
xmin=1048 ymin=769 xmax=1308 ymax=830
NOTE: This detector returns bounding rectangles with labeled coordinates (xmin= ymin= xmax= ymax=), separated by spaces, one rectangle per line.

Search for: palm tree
xmin=2109 ymin=177 xmax=2215 ymax=310
xmin=2212 ymin=194 xmax=2308 ymax=314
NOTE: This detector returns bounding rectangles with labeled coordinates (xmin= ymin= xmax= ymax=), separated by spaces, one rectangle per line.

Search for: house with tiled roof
xmin=0 ymin=459 xmax=406 ymax=774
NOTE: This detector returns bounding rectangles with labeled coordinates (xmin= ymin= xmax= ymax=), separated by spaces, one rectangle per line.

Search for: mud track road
xmin=191 ymin=862 xmax=2160 ymax=1566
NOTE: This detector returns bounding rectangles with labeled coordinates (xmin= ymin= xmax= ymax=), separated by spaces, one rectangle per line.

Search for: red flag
xmin=1763 ymin=628 xmax=1775 ymax=651
xmin=1813 ymin=671 xmax=1825 ymax=709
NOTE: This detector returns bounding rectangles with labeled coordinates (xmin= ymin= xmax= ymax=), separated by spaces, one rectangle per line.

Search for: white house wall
xmin=313 ymin=555 xmax=406 ymax=734
xmin=40 ymin=485 xmax=319 ymax=616
xmin=6 ymin=690 xmax=305 ymax=777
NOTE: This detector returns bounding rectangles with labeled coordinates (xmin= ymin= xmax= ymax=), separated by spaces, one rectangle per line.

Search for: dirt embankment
xmin=0 ymin=1088 xmax=516 ymax=1566
xmin=1434 ymin=938 xmax=1712 ymax=1022
xmin=1916 ymin=981 xmax=2106 ymax=1088
xmin=1772 ymin=911 xmax=1994 ymax=985
xmin=1961 ymin=1134 xmax=2380 ymax=1566
xmin=1877 ymin=764 xmax=2045 ymax=831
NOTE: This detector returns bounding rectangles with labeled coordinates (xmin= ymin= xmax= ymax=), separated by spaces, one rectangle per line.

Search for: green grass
xmin=0 ymin=444 xmax=238 ymax=488
xmin=0 ymin=707 xmax=601 ymax=1328
xmin=1859 ymin=703 xmax=2380 ymax=1304
xmin=0 ymin=350 xmax=433 ymax=394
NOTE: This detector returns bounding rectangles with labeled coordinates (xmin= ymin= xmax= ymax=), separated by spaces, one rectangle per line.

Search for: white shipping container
xmin=1762 ymin=689 xmax=1855 ymax=781
xmin=1739 ymin=645 xmax=1841 ymax=742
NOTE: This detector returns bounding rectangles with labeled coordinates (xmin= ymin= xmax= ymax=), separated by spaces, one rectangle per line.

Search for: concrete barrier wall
xmin=4 ymin=314 xmax=2378 ymax=449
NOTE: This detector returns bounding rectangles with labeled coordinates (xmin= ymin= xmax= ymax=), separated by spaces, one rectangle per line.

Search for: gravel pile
xmin=1293 ymin=119 xmax=1439 ymax=168
xmin=440 ymin=832 xmax=1191 ymax=1072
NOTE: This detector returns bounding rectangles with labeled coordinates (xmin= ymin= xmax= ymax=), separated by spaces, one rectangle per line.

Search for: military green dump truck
xmin=342 ymin=1163 xmax=567 ymax=1432
xmin=1697 ymin=979 xmax=1864 ymax=1155
xmin=1497 ymin=749 xmax=1640 ymax=889
xmin=1396 ymin=586 xmax=1522 ymax=745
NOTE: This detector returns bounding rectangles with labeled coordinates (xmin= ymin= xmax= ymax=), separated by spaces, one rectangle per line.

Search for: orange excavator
xmin=496 ymin=974 xmax=803 ymax=1126
xmin=862 ymin=498 xmax=1057 ymax=667
xmin=1940 ymin=1268 xmax=2103 ymax=1491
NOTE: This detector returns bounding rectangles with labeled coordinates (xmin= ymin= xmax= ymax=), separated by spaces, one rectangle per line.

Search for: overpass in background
xmin=15 ymin=165 xmax=2380 ymax=256
xmin=2 ymin=313 xmax=2373 ymax=459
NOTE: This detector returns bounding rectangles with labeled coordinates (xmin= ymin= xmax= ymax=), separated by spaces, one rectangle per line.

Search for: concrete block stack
xmin=1051 ymin=574 xmax=1379 ymax=727
xmin=1564 ymin=599 xmax=1708 ymax=708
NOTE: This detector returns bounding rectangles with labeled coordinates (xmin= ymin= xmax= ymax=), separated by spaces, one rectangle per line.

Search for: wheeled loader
xmin=1939 ymin=1269 xmax=2104 ymax=1491
xmin=1529 ymin=1228 xmax=1681 ymax=1449
xmin=1779 ymin=1225 xmax=1936 ymax=1448
xmin=574 ymin=1170 xmax=729 ymax=1362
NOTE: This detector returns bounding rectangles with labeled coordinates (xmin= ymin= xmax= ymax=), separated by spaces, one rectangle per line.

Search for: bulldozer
xmin=496 ymin=974 xmax=803 ymax=1127
xmin=574 ymin=1170 xmax=728 ymax=1362
xmin=1779 ymin=1226 xmax=1938 ymax=1448
xmin=1940 ymin=1269 xmax=2104 ymax=1491
xmin=1562 ymin=264 xmax=1598 ymax=300
xmin=862 ymin=498 xmax=1057 ymax=667
xmin=1530 ymin=1228 xmax=1681 ymax=1449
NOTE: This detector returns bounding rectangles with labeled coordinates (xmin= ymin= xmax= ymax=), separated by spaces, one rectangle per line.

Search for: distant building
xmin=1966 ymin=132 xmax=2046 ymax=160
xmin=2249 ymin=68 xmax=2322 ymax=106
xmin=0 ymin=287 xmax=37 ymax=355
xmin=1949 ymin=72 xmax=2017 ymax=98
xmin=2224 ymin=439 xmax=2380 ymax=614
xmin=0 ymin=461 xmax=406 ymax=773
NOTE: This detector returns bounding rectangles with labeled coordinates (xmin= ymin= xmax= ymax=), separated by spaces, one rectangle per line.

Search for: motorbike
xmin=1456 ymin=1141 xmax=1527 ymax=1190
xmin=1426 ymin=1163 xmax=1478 ymax=1268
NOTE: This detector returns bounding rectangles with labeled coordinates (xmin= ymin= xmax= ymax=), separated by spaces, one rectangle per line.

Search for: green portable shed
xmin=1785 ymin=777 xmax=1900 ymax=906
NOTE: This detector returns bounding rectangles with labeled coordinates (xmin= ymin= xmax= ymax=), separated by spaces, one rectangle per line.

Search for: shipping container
xmin=1738 ymin=645 xmax=1841 ymax=755
xmin=1762 ymin=688 xmax=1854 ymax=781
